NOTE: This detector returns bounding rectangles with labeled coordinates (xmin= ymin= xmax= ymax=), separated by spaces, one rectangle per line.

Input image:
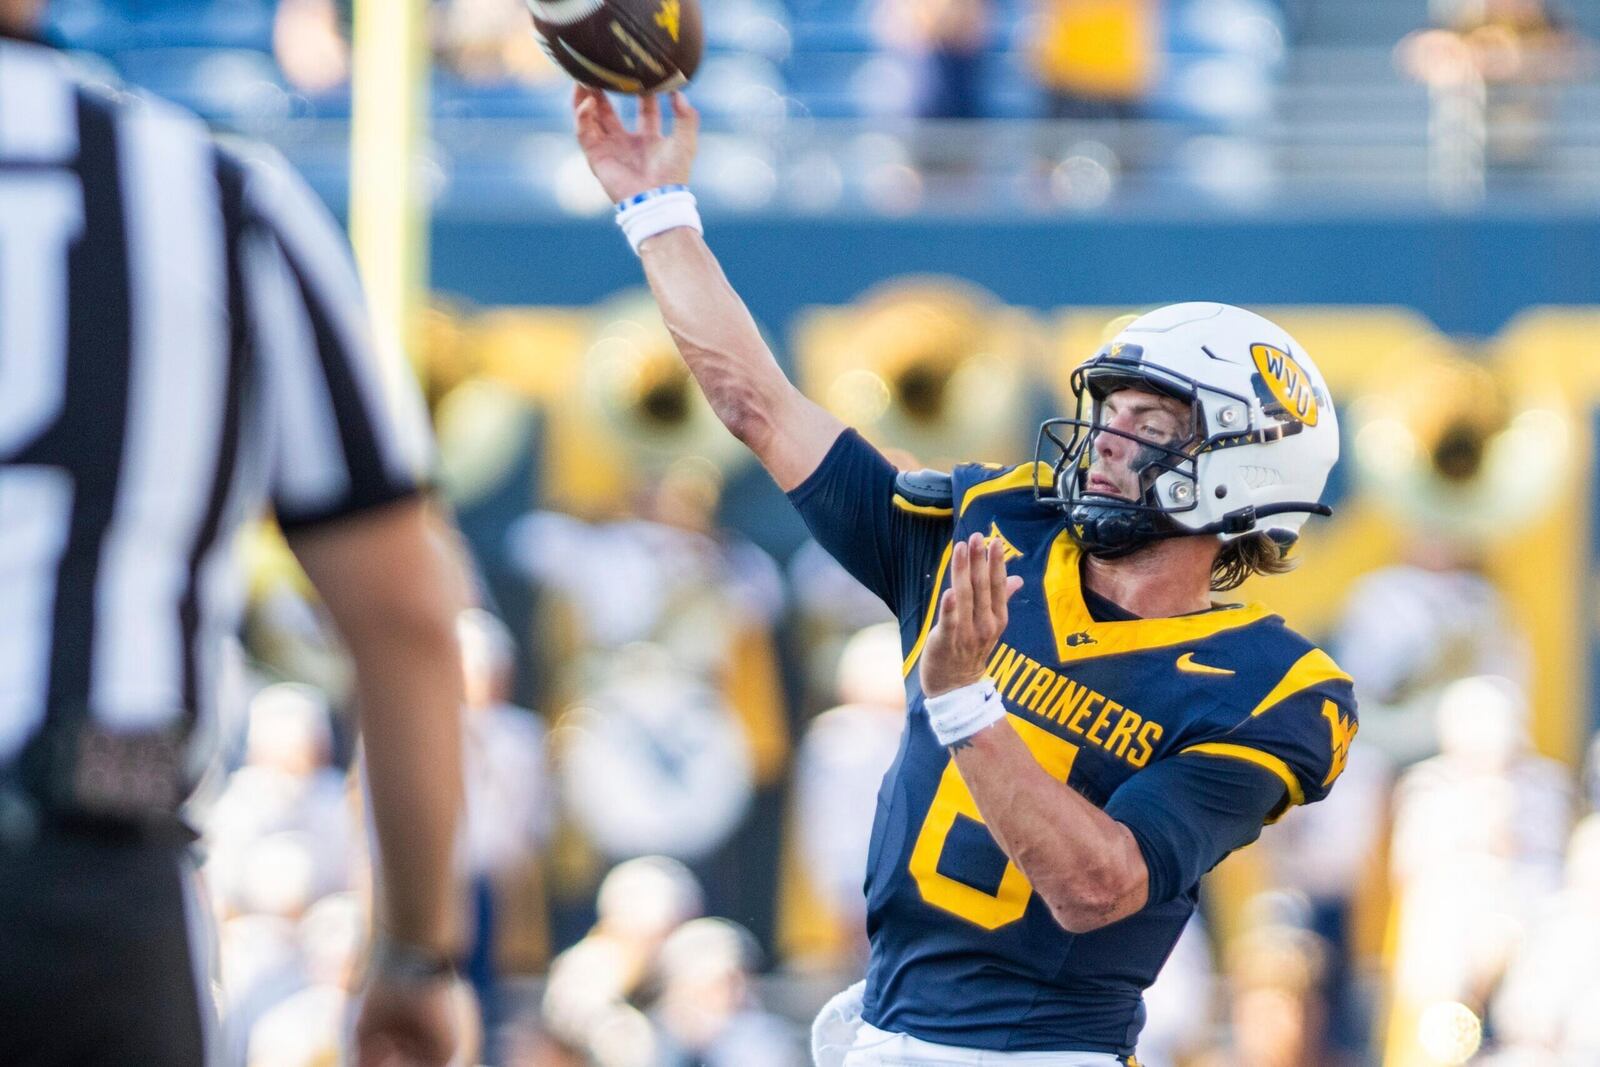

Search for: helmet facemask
xmin=1035 ymin=355 xmax=1256 ymax=557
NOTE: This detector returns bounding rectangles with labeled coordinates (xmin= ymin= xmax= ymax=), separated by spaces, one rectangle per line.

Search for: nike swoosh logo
xmin=1176 ymin=652 xmax=1234 ymax=676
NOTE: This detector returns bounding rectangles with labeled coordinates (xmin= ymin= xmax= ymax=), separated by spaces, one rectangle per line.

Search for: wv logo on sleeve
xmin=1250 ymin=343 xmax=1320 ymax=426
xmin=1321 ymin=700 xmax=1357 ymax=786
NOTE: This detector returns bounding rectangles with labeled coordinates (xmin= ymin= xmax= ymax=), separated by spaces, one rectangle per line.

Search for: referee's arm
xmin=232 ymin=144 xmax=465 ymax=1059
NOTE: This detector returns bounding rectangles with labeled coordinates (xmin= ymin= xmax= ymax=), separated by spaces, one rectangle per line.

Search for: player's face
xmin=1083 ymin=387 xmax=1193 ymax=500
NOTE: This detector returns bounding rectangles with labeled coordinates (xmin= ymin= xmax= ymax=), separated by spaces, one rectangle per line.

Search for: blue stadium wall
xmin=431 ymin=211 xmax=1600 ymax=338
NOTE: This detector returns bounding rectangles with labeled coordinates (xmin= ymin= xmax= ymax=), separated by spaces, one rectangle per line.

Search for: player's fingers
xmin=573 ymin=88 xmax=595 ymax=122
xmin=969 ymin=538 xmax=994 ymax=629
xmin=986 ymin=541 xmax=1008 ymax=631
xmin=588 ymin=87 xmax=625 ymax=135
xmin=670 ymin=91 xmax=699 ymax=141
xmin=639 ymin=93 xmax=662 ymax=138
xmin=574 ymin=102 xmax=602 ymax=144
xmin=574 ymin=85 xmax=605 ymax=124
xmin=1004 ymin=575 xmax=1024 ymax=600
xmin=963 ymin=534 xmax=987 ymax=637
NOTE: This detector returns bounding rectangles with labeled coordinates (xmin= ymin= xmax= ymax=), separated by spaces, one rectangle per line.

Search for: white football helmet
xmin=1035 ymin=302 xmax=1339 ymax=557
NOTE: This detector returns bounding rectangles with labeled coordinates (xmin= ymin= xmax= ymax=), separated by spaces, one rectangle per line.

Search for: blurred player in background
xmin=0 ymin=3 xmax=468 ymax=1063
xmin=571 ymin=86 xmax=1358 ymax=1065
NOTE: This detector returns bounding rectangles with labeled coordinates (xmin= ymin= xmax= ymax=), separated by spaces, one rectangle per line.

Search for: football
xmin=527 ymin=0 xmax=703 ymax=95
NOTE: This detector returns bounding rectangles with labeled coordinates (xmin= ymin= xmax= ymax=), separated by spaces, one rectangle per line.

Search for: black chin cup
xmin=1066 ymin=495 xmax=1170 ymax=558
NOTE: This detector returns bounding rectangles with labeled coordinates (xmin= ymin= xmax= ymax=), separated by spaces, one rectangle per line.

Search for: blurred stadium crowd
xmin=32 ymin=0 xmax=1600 ymax=212
xmin=28 ymin=1 xmax=1600 ymax=1066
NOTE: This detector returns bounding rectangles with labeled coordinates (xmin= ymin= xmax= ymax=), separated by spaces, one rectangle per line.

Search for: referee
xmin=0 ymin=4 xmax=466 ymax=1066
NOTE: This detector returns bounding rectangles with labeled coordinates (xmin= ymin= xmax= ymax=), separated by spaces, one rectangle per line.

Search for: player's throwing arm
xmin=921 ymin=534 xmax=1150 ymax=934
xmin=572 ymin=87 xmax=843 ymax=489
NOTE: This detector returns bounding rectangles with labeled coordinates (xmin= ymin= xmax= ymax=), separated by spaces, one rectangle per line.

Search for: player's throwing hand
xmin=921 ymin=532 xmax=1024 ymax=698
xmin=573 ymin=86 xmax=699 ymax=203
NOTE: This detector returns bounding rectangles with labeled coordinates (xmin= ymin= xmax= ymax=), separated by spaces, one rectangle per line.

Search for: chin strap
xmin=1072 ymin=499 xmax=1334 ymax=558
xmin=1191 ymin=501 xmax=1334 ymax=537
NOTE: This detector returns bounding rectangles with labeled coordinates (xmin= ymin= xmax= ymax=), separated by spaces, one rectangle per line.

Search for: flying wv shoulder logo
xmin=1249 ymin=343 xmax=1320 ymax=426
xmin=1321 ymin=700 xmax=1357 ymax=787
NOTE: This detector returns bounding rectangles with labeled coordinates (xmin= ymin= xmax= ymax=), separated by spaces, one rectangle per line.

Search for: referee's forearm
xmin=288 ymin=502 xmax=469 ymax=956
xmin=353 ymin=630 xmax=465 ymax=954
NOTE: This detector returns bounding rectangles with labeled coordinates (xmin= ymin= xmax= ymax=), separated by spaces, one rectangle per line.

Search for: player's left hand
xmin=921 ymin=532 xmax=1023 ymax=698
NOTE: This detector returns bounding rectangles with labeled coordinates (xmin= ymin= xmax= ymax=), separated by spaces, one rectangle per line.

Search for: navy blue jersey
xmin=788 ymin=431 xmax=1357 ymax=1057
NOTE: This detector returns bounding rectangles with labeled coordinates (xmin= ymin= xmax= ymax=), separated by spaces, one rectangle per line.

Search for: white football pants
xmin=842 ymin=1023 xmax=1126 ymax=1067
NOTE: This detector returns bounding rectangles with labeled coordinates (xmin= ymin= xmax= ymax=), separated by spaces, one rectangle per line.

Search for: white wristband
xmin=924 ymin=678 xmax=1005 ymax=747
xmin=615 ymin=184 xmax=703 ymax=254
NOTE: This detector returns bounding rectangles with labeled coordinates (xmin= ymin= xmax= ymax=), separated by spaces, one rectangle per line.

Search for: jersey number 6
xmin=907 ymin=716 xmax=1080 ymax=930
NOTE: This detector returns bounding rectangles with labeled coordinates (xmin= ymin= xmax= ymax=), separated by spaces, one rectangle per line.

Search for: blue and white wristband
xmin=615 ymin=183 xmax=702 ymax=254
xmin=924 ymin=677 xmax=1005 ymax=747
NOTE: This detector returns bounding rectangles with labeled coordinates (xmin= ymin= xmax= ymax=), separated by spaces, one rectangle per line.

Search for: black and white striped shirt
xmin=0 ymin=34 xmax=433 ymax=815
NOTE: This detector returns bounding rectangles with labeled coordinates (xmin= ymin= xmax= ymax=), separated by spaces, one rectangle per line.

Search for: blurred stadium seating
xmin=43 ymin=0 xmax=1600 ymax=214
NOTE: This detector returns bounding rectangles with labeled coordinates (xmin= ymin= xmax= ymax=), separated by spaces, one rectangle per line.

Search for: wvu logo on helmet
xmin=1250 ymin=343 xmax=1320 ymax=426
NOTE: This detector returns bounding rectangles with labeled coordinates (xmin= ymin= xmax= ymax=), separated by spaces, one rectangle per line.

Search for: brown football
xmin=527 ymin=0 xmax=703 ymax=95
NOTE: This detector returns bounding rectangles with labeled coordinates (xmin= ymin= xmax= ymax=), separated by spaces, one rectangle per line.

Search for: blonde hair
xmin=1211 ymin=532 xmax=1295 ymax=592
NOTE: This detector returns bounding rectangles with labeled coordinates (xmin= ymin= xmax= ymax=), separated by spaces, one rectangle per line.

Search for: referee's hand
xmin=354 ymin=973 xmax=469 ymax=1067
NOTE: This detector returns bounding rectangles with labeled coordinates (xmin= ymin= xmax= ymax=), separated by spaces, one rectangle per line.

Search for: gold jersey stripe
xmin=891 ymin=493 xmax=954 ymax=517
xmin=902 ymin=540 xmax=954 ymax=677
xmin=1178 ymin=742 xmax=1305 ymax=807
xmin=1248 ymin=647 xmax=1352 ymax=718
xmin=956 ymin=462 xmax=1051 ymax=513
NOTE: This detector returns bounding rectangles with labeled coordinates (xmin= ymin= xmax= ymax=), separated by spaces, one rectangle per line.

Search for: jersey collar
xmin=1041 ymin=531 xmax=1274 ymax=662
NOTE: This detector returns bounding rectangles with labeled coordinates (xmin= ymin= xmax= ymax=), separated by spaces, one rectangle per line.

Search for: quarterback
xmin=574 ymin=88 xmax=1358 ymax=1066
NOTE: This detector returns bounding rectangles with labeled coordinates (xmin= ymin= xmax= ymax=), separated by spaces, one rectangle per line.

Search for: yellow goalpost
xmin=348 ymin=0 xmax=430 ymax=386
